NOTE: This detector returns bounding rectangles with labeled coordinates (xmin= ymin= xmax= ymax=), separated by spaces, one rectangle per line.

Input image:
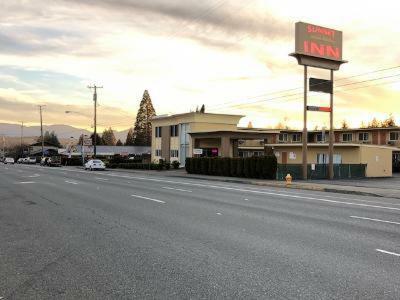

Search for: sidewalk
xmin=167 ymin=172 xmax=400 ymax=199
xmin=78 ymin=167 xmax=400 ymax=200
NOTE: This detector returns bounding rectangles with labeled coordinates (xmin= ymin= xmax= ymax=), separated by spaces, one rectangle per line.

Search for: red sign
xmin=307 ymin=106 xmax=331 ymax=112
xmin=295 ymin=22 xmax=343 ymax=61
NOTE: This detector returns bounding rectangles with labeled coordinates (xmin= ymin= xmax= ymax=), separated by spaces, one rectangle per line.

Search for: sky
xmin=0 ymin=0 xmax=400 ymax=132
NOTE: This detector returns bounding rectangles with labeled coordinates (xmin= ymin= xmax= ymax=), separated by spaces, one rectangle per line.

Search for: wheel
xmin=90 ymin=167 xmax=92 ymax=171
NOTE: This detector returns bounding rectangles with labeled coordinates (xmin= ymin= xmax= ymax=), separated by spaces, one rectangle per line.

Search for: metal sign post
xmin=303 ymin=66 xmax=308 ymax=180
xmin=329 ymin=70 xmax=334 ymax=179
xmin=290 ymin=21 xmax=347 ymax=180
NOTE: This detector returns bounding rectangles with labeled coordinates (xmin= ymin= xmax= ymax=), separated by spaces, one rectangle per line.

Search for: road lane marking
xmin=216 ymin=212 xmax=222 ymax=215
xmin=95 ymin=177 xmax=109 ymax=181
xmin=65 ymin=180 xmax=78 ymax=185
xmin=162 ymin=187 xmax=192 ymax=193
xmin=27 ymin=174 xmax=40 ymax=178
xmin=244 ymin=198 xmax=249 ymax=201
xmin=16 ymin=165 xmax=400 ymax=211
xmin=131 ymin=194 xmax=165 ymax=204
xmin=350 ymin=216 xmax=400 ymax=225
xmin=376 ymin=249 xmax=400 ymax=257
xmin=14 ymin=181 xmax=35 ymax=184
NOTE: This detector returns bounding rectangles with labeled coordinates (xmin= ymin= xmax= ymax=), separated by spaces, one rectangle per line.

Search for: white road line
xmin=216 ymin=212 xmax=222 ymax=215
xmin=131 ymin=194 xmax=165 ymax=204
xmin=244 ymin=198 xmax=249 ymax=201
xmin=65 ymin=180 xmax=78 ymax=185
xmin=14 ymin=181 xmax=35 ymax=184
xmin=376 ymin=249 xmax=400 ymax=257
xmin=27 ymin=174 xmax=40 ymax=178
xmin=162 ymin=186 xmax=192 ymax=193
xmin=95 ymin=177 xmax=109 ymax=181
xmin=16 ymin=165 xmax=400 ymax=212
xmin=350 ymin=216 xmax=400 ymax=225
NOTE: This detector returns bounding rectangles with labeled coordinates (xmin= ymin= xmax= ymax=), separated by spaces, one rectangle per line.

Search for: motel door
xmin=282 ymin=152 xmax=288 ymax=164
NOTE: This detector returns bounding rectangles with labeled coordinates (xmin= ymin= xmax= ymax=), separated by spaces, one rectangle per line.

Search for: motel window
xmin=292 ymin=133 xmax=301 ymax=142
xmin=390 ymin=132 xmax=400 ymax=141
xmin=155 ymin=127 xmax=162 ymax=138
xmin=170 ymin=150 xmax=179 ymax=158
xmin=317 ymin=154 xmax=342 ymax=164
xmin=359 ymin=132 xmax=369 ymax=142
xmin=170 ymin=125 xmax=179 ymax=137
xmin=342 ymin=133 xmax=353 ymax=142
xmin=155 ymin=149 xmax=162 ymax=156
xmin=316 ymin=133 xmax=326 ymax=142
xmin=278 ymin=133 xmax=288 ymax=143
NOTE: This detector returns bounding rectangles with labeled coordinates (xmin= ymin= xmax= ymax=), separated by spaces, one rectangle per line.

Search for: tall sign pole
xmin=88 ymin=85 xmax=103 ymax=158
xmin=303 ymin=66 xmax=308 ymax=180
xmin=290 ymin=21 xmax=346 ymax=180
xmin=329 ymin=70 xmax=334 ymax=179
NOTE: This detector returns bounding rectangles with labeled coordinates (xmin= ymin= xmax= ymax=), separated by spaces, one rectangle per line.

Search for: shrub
xmin=185 ymin=158 xmax=192 ymax=173
xmin=165 ymin=162 xmax=171 ymax=170
xmin=183 ymin=156 xmax=277 ymax=179
xmin=222 ymin=158 xmax=230 ymax=177
xmin=236 ymin=158 xmax=244 ymax=177
xmin=230 ymin=158 xmax=238 ymax=177
xmin=172 ymin=160 xmax=180 ymax=169
xmin=158 ymin=159 xmax=165 ymax=171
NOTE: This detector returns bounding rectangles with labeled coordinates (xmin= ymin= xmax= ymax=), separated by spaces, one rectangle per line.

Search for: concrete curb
xmin=169 ymin=175 xmax=396 ymax=199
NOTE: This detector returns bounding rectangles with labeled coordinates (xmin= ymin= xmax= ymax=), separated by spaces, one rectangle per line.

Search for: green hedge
xmin=185 ymin=156 xmax=277 ymax=179
xmin=106 ymin=162 xmax=160 ymax=170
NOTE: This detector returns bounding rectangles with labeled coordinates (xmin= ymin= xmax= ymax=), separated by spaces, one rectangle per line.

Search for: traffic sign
xmin=83 ymin=138 xmax=92 ymax=146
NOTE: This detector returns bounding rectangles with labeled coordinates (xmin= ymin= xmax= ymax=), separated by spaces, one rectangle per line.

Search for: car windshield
xmin=92 ymin=160 xmax=102 ymax=163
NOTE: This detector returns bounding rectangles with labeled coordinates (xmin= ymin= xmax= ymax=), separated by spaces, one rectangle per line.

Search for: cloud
xmin=63 ymin=0 xmax=290 ymax=43
xmin=0 ymin=95 xmax=135 ymax=130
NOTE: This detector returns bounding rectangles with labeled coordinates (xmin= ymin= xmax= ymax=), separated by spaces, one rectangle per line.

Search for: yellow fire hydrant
xmin=285 ymin=173 xmax=292 ymax=186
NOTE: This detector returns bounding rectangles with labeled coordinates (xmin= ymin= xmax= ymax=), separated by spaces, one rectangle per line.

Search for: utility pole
xmin=87 ymin=85 xmax=103 ymax=158
xmin=20 ymin=121 xmax=24 ymax=158
xmin=38 ymin=105 xmax=46 ymax=159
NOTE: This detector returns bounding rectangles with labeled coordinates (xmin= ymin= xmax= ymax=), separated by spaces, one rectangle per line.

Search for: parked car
xmin=27 ymin=157 xmax=37 ymax=164
xmin=48 ymin=156 xmax=61 ymax=167
xmin=17 ymin=158 xmax=24 ymax=164
xmin=4 ymin=157 xmax=15 ymax=164
xmin=84 ymin=159 xmax=106 ymax=171
xmin=40 ymin=157 xmax=49 ymax=166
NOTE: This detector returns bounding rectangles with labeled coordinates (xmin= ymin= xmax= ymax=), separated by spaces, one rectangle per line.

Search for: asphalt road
xmin=1 ymin=164 xmax=399 ymax=299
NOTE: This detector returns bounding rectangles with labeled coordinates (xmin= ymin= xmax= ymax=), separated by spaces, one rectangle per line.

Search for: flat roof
xmin=270 ymin=143 xmax=397 ymax=150
xmin=278 ymin=127 xmax=400 ymax=133
xmin=190 ymin=129 xmax=280 ymax=134
xmin=152 ymin=112 xmax=244 ymax=121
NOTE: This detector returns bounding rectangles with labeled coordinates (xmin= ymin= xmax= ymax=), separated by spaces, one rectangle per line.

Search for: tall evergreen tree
xmin=125 ymin=128 xmax=135 ymax=146
xmin=37 ymin=130 xmax=61 ymax=147
xmin=102 ymin=127 xmax=117 ymax=146
xmin=133 ymin=90 xmax=156 ymax=146
xmin=116 ymin=139 xmax=123 ymax=146
xmin=90 ymin=133 xmax=104 ymax=145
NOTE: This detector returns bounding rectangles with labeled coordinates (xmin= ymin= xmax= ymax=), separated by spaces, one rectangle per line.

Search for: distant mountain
xmin=0 ymin=123 xmax=130 ymax=141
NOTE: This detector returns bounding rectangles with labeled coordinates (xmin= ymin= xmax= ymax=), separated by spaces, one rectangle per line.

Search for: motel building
xmin=151 ymin=112 xmax=400 ymax=178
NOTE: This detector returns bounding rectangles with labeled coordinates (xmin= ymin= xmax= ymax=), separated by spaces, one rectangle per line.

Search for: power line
xmin=212 ymin=69 xmax=400 ymax=110
xmin=217 ymin=76 xmax=400 ymax=112
xmin=208 ymin=65 xmax=400 ymax=111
